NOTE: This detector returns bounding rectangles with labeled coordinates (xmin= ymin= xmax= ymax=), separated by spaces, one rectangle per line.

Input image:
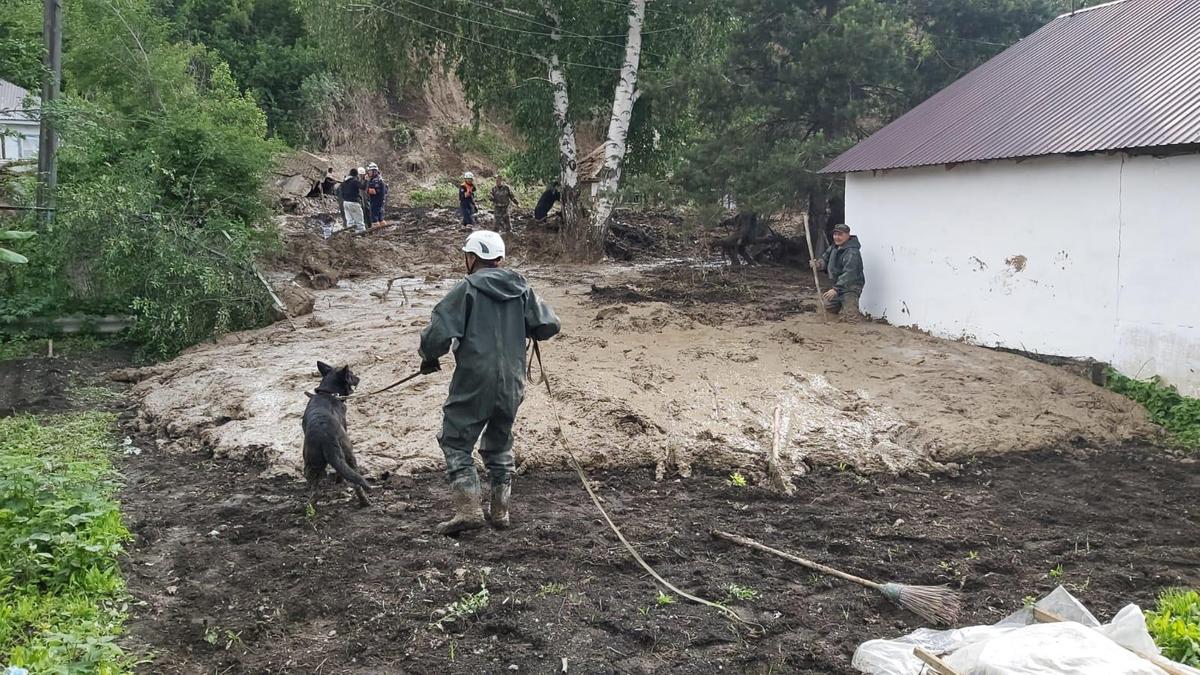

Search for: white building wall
xmin=0 ymin=120 xmax=39 ymax=163
xmin=845 ymin=152 xmax=1200 ymax=395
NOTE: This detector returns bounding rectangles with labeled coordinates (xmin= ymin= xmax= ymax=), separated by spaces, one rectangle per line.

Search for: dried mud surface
xmin=117 ymin=441 xmax=1199 ymax=673
xmin=123 ymin=211 xmax=1156 ymax=482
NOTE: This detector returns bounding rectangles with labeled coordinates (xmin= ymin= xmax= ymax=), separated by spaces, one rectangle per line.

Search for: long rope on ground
xmin=528 ymin=340 xmax=761 ymax=631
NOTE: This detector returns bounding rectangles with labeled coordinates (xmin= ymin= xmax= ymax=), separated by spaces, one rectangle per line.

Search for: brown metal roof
xmin=822 ymin=0 xmax=1200 ymax=174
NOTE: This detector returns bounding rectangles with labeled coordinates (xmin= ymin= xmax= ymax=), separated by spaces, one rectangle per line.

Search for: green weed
xmin=966 ymin=550 xmax=979 ymax=561
xmin=1107 ymin=369 xmax=1200 ymax=451
xmin=1023 ymin=595 xmax=1038 ymax=607
xmin=724 ymin=583 xmax=760 ymax=602
xmin=536 ymin=582 xmax=567 ymax=597
xmin=728 ymin=472 xmax=747 ymax=488
xmin=1049 ymin=564 xmax=1064 ymax=579
xmin=656 ymin=592 xmax=675 ymax=606
xmin=1147 ymin=588 xmax=1200 ymax=666
xmin=0 ymin=413 xmax=132 ymax=673
xmin=433 ymin=586 xmax=490 ymax=630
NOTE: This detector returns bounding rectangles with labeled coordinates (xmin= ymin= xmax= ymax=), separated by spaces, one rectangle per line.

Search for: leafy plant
xmin=1049 ymin=564 xmax=1064 ymax=579
xmin=0 ymin=413 xmax=132 ymax=673
xmin=1107 ymin=369 xmax=1200 ymax=451
xmin=728 ymin=471 xmax=747 ymax=488
xmin=1146 ymin=588 xmax=1200 ymax=666
xmin=656 ymin=592 xmax=675 ymax=606
xmin=724 ymin=583 xmax=759 ymax=602
xmin=0 ymin=230 xmax=35 ymax=264
xmin=433 ymin=587 xmax=490 ymax=630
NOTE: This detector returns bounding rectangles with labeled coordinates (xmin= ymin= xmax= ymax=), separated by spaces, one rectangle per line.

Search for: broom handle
xmin=802 ymin=213 xmax=828 ymax=322
xmin=712 ymin=530 xmax=881 ymax=590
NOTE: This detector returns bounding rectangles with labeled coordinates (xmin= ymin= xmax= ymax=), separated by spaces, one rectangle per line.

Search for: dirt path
xmin=117 ymin=440 xmax=1199 ymax=673
xmin=123 ymin=216 xmax=1154 ymax=482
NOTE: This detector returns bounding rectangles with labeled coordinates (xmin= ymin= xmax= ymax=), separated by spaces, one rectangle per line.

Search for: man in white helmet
xmin=418 ymin=230 xmax=560 ymax=534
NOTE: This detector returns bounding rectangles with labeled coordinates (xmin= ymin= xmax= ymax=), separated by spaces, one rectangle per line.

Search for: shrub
xmin=1146 ymin=588 xmax=1200 ymax=667
xmin=1107 ymin=370 xmax=1200 ymax=451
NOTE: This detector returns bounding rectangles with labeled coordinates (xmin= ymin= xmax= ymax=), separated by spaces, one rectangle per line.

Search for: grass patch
xmin=407 ymin=183 xmax=461 ymax=208
xmin=0 ymin=413 xmax=132 ymax=673
xmin=450 ymin=126 xmax=513 ymax=165
xmin=0 ymin=335 xmax=120 ymax=362
xmin=1107 ymin=369 xmax=1200 ymax=451
xmin=1147 ymin=588 xmax=1200 ymax=667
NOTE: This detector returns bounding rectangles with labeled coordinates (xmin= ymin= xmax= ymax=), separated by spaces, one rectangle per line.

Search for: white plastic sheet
xmin=852 ymin=586 xmax=1193 ymax=675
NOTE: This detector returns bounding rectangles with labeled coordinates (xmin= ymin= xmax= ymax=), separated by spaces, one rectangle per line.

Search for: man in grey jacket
xmin=419 ymin=230 xmax=561 ymax=534
xmin=811 ymin=223 xmax=866 ymax=322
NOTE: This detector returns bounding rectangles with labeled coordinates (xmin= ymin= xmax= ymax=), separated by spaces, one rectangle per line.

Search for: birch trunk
xmin=547 ymin=52 xmax=585 ymax=243
xmin=588 ymin=0 xmax=646 ymax=247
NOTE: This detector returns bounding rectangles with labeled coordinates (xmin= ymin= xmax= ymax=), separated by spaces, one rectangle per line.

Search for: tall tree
xmin=677 ymin=0 xmax=1066 ymax=240
xmin=322 ymin=0 xmax=723 ymax=254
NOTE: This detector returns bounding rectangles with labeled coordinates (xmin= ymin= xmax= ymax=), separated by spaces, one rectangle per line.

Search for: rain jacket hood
xmin=466 ymin=267 xmax=528 ymax=301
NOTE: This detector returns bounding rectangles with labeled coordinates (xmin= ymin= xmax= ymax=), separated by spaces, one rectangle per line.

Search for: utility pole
xmin=35 ymin=0 xmax=63 ymax=223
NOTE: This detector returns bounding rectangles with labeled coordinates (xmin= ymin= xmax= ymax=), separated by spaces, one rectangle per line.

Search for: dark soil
xmin=117 ymin=440 xmax=1199 ymax=674
xmin=590 ymin=263 xmax=820 ymax=325
xmin=0 ymin=344 xmax=133 ymax=417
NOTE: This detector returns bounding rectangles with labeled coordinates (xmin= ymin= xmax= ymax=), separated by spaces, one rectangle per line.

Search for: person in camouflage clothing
xmin=811 ymin=223 xmax=866 ymax=322
xmin=489 ymin=175 xmax=520 ymax=232
xmin=419 ymin=230 xmax=560 ymax=534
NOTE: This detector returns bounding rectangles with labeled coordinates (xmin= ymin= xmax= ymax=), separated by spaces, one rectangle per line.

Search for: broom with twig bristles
xmin=712 ymin=530 xmax=962 ymax=625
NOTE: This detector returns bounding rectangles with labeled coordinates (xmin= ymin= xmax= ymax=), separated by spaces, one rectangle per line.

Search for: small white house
xmin=823 ymin=0 xmax=1200 ymax=395
xmin=0 ymin=79 xmax=40 ymax=165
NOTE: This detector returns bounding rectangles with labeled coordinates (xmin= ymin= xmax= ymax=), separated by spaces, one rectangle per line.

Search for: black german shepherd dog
xmin=302 ymin=361 xmax=372 ymax=507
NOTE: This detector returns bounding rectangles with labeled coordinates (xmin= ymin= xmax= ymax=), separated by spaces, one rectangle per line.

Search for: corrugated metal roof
xmin=0 ymin=79 xmax=37 ymax=121
xmin=822 ymin=0 xmax=1200 ymax=174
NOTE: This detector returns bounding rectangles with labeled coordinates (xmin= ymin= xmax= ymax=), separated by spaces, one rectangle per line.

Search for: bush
xmin=1 ymin=1 xmax=282 ymax=358
xmin=0 ymin=413 xmax=132 ymax=673
xmin=1107 ymin=370 xmax=1200 ymax=451
xmin=1146 ymin=588 xmax=1200 ymax=667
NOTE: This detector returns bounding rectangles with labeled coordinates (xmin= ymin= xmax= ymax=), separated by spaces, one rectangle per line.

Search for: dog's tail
xmin=326 ymin=445 xmax=373 ymax=491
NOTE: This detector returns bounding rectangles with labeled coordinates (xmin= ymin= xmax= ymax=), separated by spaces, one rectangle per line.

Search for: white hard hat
xmin=367 ymin=162 xmax=379 ymax=171
xmin=463 ymin=171 xmax=475 ymax=180
xmin=357 ymin=166 xmax=366 ymax=174
xmin=462 ymin=230 xmax=505 ymax=260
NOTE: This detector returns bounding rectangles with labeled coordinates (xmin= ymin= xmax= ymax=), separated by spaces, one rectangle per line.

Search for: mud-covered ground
xmin=115 ymin=436 xmax=1198 ymax=674
xmin=122 ymin=211 xmax=1156 ymax=483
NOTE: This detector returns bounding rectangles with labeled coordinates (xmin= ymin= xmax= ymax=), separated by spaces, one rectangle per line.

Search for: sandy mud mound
xmin=127 ymin=249 xmax=1156 ymax=482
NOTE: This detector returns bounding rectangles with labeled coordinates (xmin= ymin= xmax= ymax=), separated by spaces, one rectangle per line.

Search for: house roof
xmin=0 ymin=79 xmax=38 ymax=122
xmin=822 ymin=0 xmax=1200 ymax=174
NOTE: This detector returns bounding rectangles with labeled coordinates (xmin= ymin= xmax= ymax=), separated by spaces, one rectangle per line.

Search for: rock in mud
xmin=274 ymin=284 xmax=315 ymax=318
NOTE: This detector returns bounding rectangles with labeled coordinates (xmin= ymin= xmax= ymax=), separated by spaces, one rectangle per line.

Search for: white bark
xmin=589 ymin=0 xmax=646 ymax=234
xmin=547 ymin=53 xmax=579 ymax=192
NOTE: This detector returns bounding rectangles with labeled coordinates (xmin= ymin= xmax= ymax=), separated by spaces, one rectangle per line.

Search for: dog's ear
xmin=317 ymin=361 xmax=333 ymax=376
xmin=340 ymin=366 xmax=360 ymax=389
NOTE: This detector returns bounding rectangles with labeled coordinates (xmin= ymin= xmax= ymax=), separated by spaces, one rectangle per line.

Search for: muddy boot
xmin=437 ymin=477 xmax=486 ymax=535
xmin=489 ymin=480 xmax=512 ymax=529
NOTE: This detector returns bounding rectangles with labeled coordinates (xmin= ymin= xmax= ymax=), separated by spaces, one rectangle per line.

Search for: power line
xmin=383 ymin=0 xmax=627 ymax=50
xmin=457 ymin=0 xmax=676 ymax=42
xmin=357 ymin=2 xmax=629 ymax=71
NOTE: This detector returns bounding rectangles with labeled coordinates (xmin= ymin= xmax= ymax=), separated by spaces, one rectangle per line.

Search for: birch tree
xmin=588 ymin=0 xmax=645 ymax=243
xmin=328 ymin=0 xmax=720 ymax=255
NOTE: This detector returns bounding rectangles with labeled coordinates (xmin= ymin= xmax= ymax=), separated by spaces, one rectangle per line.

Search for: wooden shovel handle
xmin=711 ymin=530 xmax=881 ymax=590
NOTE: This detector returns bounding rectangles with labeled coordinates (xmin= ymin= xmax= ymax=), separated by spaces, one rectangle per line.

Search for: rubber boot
xmin=489 ymin=480 xmax=512 ymax=530
xmin=437 ymin=477 xmax=486 ymax=535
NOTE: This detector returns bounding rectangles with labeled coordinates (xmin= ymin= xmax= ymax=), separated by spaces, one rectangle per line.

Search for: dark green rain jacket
xmin=419 ymin=268 xmax=561 ymax=414
xmin=820 ymin=235 xmax=866 ymax=293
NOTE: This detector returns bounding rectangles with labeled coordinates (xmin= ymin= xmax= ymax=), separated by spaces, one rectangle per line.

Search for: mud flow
xmin=6 ymin=209 xmax=1190 ymax=673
